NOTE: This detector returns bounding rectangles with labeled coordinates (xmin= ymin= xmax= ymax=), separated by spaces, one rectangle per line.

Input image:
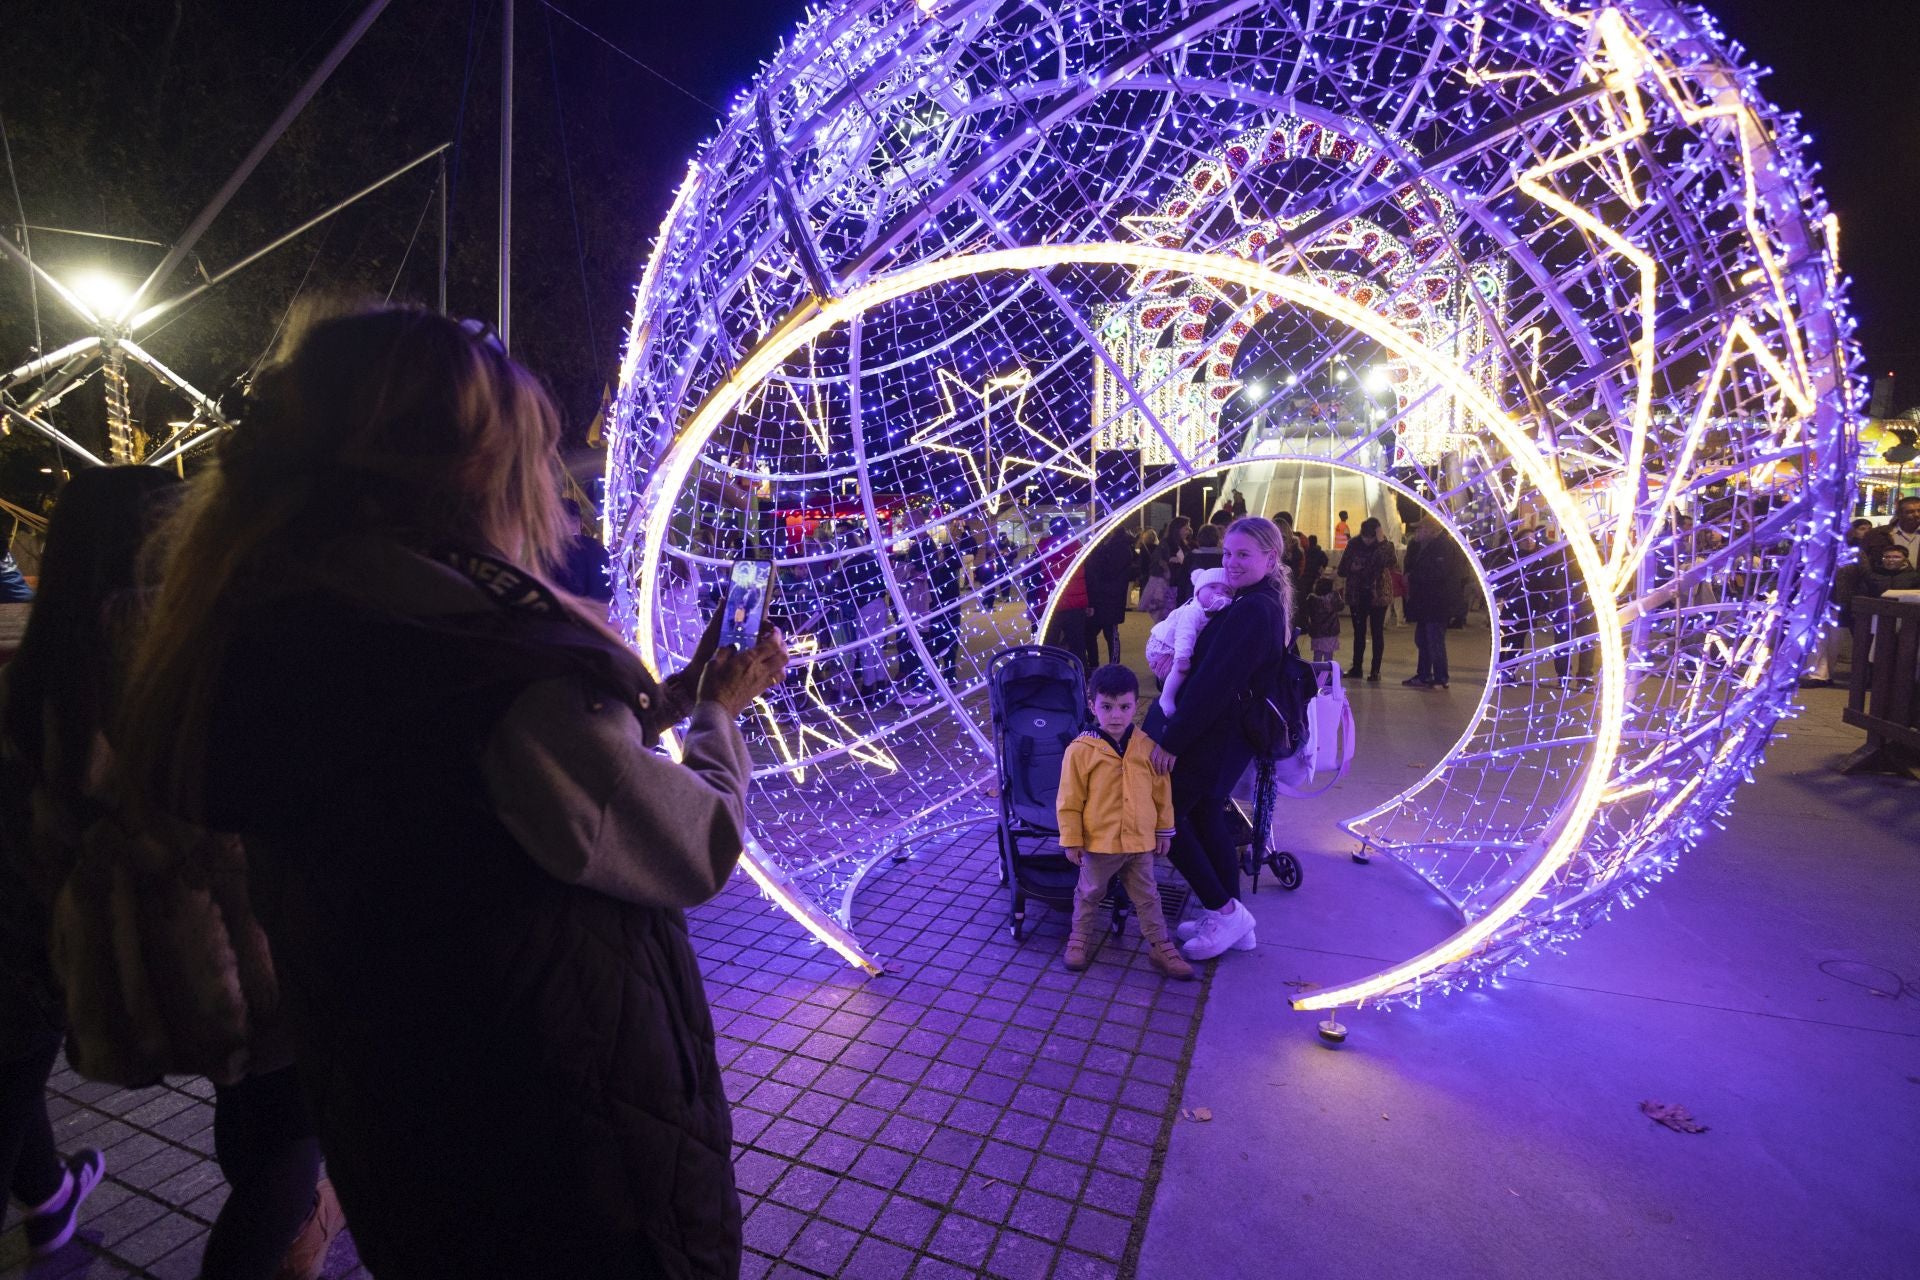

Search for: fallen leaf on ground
xmin=1640 ymin=1100 xmax=1707 ymax=1133
xmin=1282 ymin=979 xmax=1320 ymax=992
xmin=1180 ymin=1106 xmax=1213 ymax=1122
xmin=1381 ymin=1113 xmax=1390 ymax=1121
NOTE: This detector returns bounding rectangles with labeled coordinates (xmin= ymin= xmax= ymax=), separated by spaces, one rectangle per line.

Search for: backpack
xmin=1238 ymin=647 xmax=1318 ymax=763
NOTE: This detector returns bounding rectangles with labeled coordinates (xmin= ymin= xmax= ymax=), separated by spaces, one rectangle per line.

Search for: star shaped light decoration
xmin=909 ymin=366 xmax=1094 ymax=513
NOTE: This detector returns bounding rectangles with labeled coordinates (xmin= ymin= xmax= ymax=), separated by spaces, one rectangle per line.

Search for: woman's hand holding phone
xmin=700 ymin=627 xmax=790 ymax=717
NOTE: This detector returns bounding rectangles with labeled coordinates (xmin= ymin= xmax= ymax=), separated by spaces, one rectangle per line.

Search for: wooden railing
xmin=1844 ymin=595 xmax=1920 ymax=778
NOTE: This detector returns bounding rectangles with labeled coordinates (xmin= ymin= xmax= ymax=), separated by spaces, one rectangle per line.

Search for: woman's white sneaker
xmin=1181 ymin=901 xmax=1257 ymax=960
xmin=1176 ymin=909 xmax=1255 ymax=950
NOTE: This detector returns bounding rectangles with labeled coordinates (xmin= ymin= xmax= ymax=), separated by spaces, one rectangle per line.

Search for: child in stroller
xmin=1055 ymin=665 xmax=1194 ymax=978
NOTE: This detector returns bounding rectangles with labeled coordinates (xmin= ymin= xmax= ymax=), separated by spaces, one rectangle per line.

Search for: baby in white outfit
xmin=1144 ymin=567 xmax=1232 ymax=717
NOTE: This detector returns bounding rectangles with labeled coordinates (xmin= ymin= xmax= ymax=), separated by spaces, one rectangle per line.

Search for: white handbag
xmin=1273 ymin=660 xmax=1355 ymax=798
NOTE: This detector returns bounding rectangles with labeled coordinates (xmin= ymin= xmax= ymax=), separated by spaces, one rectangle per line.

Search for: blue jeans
xmin=1414 ymin=620 xmax=1449 ymax=684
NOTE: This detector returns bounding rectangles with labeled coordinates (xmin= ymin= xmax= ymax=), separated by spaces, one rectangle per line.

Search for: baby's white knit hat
xmin=1191 ymin=567 xmax=1228 ymax=594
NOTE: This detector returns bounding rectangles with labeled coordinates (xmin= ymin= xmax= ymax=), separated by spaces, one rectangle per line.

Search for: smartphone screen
xmin=719 ymin=560 xmax=773 ymax=650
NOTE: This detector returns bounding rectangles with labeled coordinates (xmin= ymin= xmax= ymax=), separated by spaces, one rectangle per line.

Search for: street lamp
xmin=68 ymin=269 xmax=134 ymax=324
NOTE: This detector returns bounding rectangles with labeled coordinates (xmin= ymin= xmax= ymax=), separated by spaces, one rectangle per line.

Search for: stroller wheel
xmin=1268 ymin=851 xmax=1303 ymax=890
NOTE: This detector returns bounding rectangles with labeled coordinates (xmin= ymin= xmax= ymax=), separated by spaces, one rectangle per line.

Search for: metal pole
xmin=144 ymin=421 xmax=225 ymax=471
xmin=499 ymin=0 xmax=513 ymax=349
xmin=131 ymin=144 xmax=451 ymax=330
xmin=117 ymin=339 xmax=231 ymax=425
xmin=128 ymin=0 xmax=393 ymax=312
xmin=0 ymin=231 xmax=103 ymax=328
xmin=0 ymin=335 xmax=102 ymax=394
xmin=437 ymin=152 xmax=449 ymax=314
xmin=0 ymin=401 xmax=106 ymax=468
xmin=102 ymin=345 xmax=137 ymax=465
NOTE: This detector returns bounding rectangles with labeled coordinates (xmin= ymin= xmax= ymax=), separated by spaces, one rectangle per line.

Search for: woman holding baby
xmin=1144 ymin=517 xmax=1292 ymax=962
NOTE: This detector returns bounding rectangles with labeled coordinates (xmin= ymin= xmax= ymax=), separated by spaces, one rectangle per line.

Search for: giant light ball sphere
xmin=606 ymin=0 xmax=1857 ymax=1010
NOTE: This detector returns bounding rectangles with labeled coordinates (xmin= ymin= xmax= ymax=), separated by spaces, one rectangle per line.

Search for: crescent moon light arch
xmin=607 ymin=0 xmax=1857 ymax=1011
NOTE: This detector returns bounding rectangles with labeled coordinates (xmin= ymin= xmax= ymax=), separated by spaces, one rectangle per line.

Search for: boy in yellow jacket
xmin=1056 ymin=664 xmax=1195 ymax=978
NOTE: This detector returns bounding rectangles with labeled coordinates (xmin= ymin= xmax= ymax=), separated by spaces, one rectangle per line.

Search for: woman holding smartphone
xmin=118 ymin=306 xmax=787 ymax=1278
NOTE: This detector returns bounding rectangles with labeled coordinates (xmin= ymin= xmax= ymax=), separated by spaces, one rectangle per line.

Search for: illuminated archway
xmin=608 ymin=1 xmax=1856 ymax=1011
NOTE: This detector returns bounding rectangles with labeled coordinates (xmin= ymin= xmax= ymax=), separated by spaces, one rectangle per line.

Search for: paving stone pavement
xmin=2 ymin=824 xmax=1208 ymax=1279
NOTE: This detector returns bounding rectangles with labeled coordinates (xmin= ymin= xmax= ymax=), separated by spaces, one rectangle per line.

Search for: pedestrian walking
xmin=1403 ymin=518 xmax=1469 ymax=688
xmin=1337 ymin=517 xmax=1396 ymax=681
xmin=1084 ymin=527 xmax=1135 ymax=666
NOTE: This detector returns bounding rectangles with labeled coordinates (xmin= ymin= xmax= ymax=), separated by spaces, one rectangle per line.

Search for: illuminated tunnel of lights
xmin=606 ymin=0 xmax=1857 ymax=1011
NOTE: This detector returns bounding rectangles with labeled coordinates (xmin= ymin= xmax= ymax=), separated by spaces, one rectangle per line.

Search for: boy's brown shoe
xmin=1064 ymin=933 xmax=1094 ymax=971
xmin=1148 ymin=939 xmax=1196 ymax=980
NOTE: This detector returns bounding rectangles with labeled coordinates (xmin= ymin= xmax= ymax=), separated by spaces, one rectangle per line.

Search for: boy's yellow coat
xmin=1055 ymin=729 xmax=1175 ymax=855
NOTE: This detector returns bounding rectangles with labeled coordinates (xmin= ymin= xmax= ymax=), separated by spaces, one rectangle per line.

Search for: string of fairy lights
xmin=607 ymin=0 xmax=1857 ymax=1010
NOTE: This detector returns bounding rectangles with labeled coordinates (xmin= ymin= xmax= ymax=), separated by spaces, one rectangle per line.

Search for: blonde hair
xmin=1226 ymin=516 xmax=1294 ymax=630
xmin=120 ymin=305 xmax=570 ymax=816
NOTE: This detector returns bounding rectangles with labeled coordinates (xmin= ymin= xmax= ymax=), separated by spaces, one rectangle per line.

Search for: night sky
xmin=3 ymin=0 xmax=1917 ymax=440
xmin=638 ymin=0 xmax=1920 ymax=404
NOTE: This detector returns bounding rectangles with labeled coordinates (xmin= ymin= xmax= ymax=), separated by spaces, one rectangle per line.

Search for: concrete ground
xmin=1138 ymin=636 xmax=1920 ymax=1280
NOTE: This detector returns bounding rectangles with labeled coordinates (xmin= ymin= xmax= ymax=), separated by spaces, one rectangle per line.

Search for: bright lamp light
xmin=68 ymin=269 xmax=133 ymax=321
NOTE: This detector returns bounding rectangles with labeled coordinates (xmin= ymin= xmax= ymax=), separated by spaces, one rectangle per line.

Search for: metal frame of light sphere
xmin=606 ymin=0 xmax=1857 ymax=1011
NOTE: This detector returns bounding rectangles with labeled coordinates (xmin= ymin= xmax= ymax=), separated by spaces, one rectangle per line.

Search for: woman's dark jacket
xmin=1403 ymin=534 xmax=1468 ymax=624
xmin=1337 ymin=536 xmax=1397 ymax=610
xmin=203 ymin=548 xmax=747 ymax=1279
xmin=1084 ymin=535 xmax=1135 ymax=629
xmin=1156 ymin=537 xmax=1193 ymax=603
xmin=1157 ymin=576 xmax=1289 ymax=762
xmin=0 ymin=709 xmax=62 ymax=1058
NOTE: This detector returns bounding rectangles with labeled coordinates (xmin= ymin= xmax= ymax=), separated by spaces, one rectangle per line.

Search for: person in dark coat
xmin=115 ymin=308 xmax=789 ymax=1279
xmin=1158 ymin=516 xmax=1194 ymax=604
xmin=1337 ymin=517 xmax=1396 ymax=680
xmin=898 ymin=528 xmax=967 ymax=703
xmin=1402 ymin=518 xmax=1469 ymax=688
xmin=1861 ymin=544 xmax=1920 ymax=595
xmin=0 ymin=469 xmax=180 ymax=1260
xmin=1303 ymin=534 xmax=1329 ymax=588
xmin=1084 ymin=527 xmax=1135 ymax=666
xmin=552 ymin=498 xmax=614 ymax=603
xmin=1186 ymin=522 xmax=1224 ymax=577
xmin=1145 ymin=517 xmax=1292 ymax=963
xmin=1858 ymin=496 xmax=1920 ymax=571
xmin=1527 ymin=526 xmax=1591 ymax=679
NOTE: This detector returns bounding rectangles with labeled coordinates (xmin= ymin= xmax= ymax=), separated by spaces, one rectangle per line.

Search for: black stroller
xmin=986 ymin=645 xmax=1131 ymax=942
